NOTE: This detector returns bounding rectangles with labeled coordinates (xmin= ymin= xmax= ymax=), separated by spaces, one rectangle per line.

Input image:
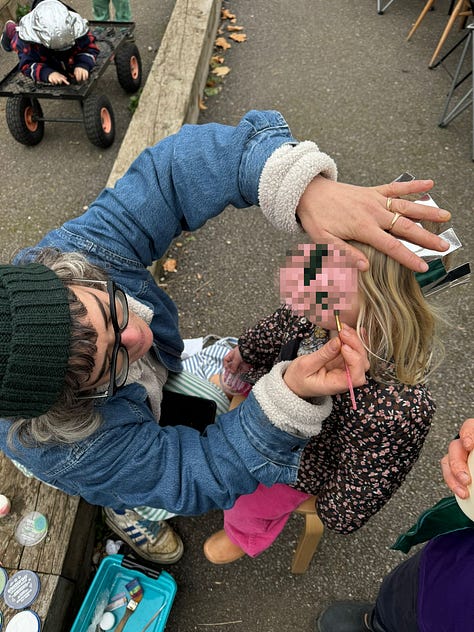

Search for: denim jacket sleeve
xmin=36 ymin=110 xmax=296 ymax=268
xmin=9 ymin=386 xmax=308 ymax=515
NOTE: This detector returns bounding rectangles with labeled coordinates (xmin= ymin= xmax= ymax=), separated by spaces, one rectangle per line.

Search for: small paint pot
xmin=3 ymin=570 xmax=41 ymax=610
xmin=15 ymin=512 xmax=48 ymax=547
xmin=99 ymin=611 xmax=115 ymax=630
xmin=5 ymin=610 xmax=41 ymax=632
xmin=0 ymin=567 xmax=8 ymax=597
xmin=0 ymin=495 xmax=11 ymax=517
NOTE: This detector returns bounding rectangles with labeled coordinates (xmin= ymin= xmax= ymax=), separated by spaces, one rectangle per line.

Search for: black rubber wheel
xmin=115 ymin=43 xmax=142 ymax=93
xmin=5 ymin=96 xmax=44 ymax=145
xmin=82 ymin=93 xmax=115 ymax=148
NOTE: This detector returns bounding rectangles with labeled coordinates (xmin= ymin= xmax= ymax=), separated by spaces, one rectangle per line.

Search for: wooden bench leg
xmin=291 ymin=510 xmax=324 ymax=574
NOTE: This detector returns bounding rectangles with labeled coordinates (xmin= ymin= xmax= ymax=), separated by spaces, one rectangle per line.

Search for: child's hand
xmin=74 ymin=67 xmax=89 ymax=82
xmin=283 ymin=324 xmax=369 ymax=399
xmin=48 ymin=71 xmax=69 ymax=85
xmin=223 ymin=347 xmax=244 ymax=373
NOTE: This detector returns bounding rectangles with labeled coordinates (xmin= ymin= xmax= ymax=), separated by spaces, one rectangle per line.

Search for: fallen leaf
xmin=215 ymin=36 xmax=231 ymax=50
xmin=163 ymin=258 xmax=177 ymax=272
xmin=198 ymin=97 xmax=207 ymax=110
xmin=221 ymin=8 xmax=236 ymax=19
xmin=211 ymin=55 xmax=225 ymax=64
xmin=227 ymin=25 xmax=243 ymax=31
xmin=229 ymin=33 xmax=247 ymax=42
xmin=212 ymin=65 xmax=231 ymax=77
xmin=204 ymin=86 xmax=221 ymax=97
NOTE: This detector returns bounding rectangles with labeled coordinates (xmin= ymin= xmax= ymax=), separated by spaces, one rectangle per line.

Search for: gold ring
xmin=385 ymin=197 xmax=393 ymax=212
xmin=388 ymin=211 xmax=402 ymax=231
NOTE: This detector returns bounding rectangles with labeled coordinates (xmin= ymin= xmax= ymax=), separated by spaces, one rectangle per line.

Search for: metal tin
xmin=15 ymin=512 xmax=48 ymax=547
xmin=5 ymin=610 xmax=41 ymax=632
xmin=3 ymin=570 xmax=41 ymax=610
xmin=0 ymin=567 xmax=8 ymax=597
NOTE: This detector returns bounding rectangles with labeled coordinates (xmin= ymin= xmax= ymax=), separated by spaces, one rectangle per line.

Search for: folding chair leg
xmin=291 ymin=511 xmax=324 ymax=574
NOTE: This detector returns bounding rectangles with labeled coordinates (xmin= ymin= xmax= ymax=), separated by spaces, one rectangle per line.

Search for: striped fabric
xmin=136 ymin=337 xmax=237 ymax=521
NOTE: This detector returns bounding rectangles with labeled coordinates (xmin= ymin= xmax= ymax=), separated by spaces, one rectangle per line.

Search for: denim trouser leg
xmin=371 ymin=549 xmax=421 ymax=632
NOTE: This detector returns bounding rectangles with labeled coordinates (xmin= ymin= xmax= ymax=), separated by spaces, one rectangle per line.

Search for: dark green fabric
xmin=0 ymin=263 xmax=71 ymax=418
xmin=391 ymin=495 xmax=474 ymax=554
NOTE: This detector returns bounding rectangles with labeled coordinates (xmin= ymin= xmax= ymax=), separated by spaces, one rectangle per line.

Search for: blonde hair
xmin=354 ymin=242 xmax=441 ymax=385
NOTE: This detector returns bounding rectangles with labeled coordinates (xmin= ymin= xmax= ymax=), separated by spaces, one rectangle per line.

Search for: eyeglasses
xmin=73 ymin=279 xmax=129 ymax=399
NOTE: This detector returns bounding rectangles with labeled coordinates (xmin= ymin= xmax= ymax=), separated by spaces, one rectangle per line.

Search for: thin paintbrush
xmin=334 ymin=310 xmax=357 ymax=411
xmin=115 ymin=578 xmax=144 ymax=632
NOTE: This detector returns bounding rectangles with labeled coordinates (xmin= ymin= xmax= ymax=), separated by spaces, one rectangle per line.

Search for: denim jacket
xmin=0 ymin=111 xmax=328 ymax=515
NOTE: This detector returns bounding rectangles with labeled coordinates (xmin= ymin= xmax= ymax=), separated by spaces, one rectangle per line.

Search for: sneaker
xmin=1 ymin=20 xmax=16 ymax=52
xmin=316 ymin=601 xmax=375 ymax=632
xmin=103 ymin=508 xmax=184 ymax=564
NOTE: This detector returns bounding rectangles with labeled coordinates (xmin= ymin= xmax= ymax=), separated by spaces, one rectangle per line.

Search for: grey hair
xmin=9 ymin=248 xmax=109 ymax=446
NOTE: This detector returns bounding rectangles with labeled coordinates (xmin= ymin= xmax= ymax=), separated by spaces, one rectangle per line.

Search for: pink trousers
xmin=223 ymin=483 xmax=311 ymax=557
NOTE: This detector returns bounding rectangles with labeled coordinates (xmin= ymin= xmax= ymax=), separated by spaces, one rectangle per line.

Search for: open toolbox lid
xmin=70 ymin=554 xmax=177 ymax=632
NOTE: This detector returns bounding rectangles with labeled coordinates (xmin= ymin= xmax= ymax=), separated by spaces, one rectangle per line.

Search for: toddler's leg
xmin=92 ymin=0 xmax=111 ymax=21
xmin=204 ymin=483 xmax=311 ymax=563
xmin=113 ymin=0 xmax=133 ymax=21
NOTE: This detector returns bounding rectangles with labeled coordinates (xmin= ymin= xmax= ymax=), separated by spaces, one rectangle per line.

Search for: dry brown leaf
xmin=229 ymin=33 xmax=247 ymax=43
xmin=163 ymin=258 xmax=177 ymax=272
xmin=215 ymin=36 xmax=231 ymax=50
xmin=212 ymin=65 xmax=231 ymax=77
xmin=221 ymin=8 xmax=236 ymax=19
xmin=212 ymin=55 xmax=225 ymax=64
xmin=227 ymin=25 xmax=243 ymax=31
xmin=198 ymin=97 xmax=207 ymax=111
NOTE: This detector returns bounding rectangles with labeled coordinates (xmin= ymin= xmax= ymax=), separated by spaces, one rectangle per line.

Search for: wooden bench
xmin=0 ymin=454 xmax=97 ymax=631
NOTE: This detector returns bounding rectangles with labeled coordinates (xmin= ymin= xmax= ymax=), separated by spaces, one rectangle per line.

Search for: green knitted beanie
xmin=0 ymin=263 xmax=71 ymax=419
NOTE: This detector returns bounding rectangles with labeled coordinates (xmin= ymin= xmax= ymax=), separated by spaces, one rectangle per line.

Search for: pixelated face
xmin=279 ymin=243 xmax=359 ymax=329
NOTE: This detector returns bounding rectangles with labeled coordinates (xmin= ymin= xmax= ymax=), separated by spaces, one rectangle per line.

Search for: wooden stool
xmin=291 ymin=496 xmax=324 ymax=574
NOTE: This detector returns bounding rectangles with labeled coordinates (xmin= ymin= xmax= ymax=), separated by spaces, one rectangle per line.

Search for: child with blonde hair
xmin=204 ymin=239 xmax=443 ymax=563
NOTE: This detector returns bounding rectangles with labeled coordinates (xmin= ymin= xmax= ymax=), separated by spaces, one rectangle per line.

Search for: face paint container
xmin=15 ymin=512 xmax=48 ymax=547
xmin=5 ymin=610 xmax=41 ymax=632
xmin=3 ymin=570 xmax=41 ymax=610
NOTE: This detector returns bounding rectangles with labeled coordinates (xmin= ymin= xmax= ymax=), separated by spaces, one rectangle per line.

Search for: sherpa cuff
xmin=258 ymin=141 xmax=338 ymax=233
xmin=252 ymin=361 xmax=332 ymax=438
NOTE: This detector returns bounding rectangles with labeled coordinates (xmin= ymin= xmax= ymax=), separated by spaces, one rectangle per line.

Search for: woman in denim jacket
xmin=0 ymin=110 xmax=450 ymax=564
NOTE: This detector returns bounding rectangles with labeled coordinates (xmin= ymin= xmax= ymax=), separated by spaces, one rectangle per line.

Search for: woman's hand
xmin=441 ymin=418 xmax=474 ymax=499
xmin=283 ymin=324 xmax=369 ymax=399
xmin=296 ymin=176 xmax=451 ymax=273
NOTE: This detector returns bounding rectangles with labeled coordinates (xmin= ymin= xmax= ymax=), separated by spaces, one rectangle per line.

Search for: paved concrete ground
xmin=164 ymin=2 xmax=473 ymax=631
xmin=1 ymin=1 xmax=473 ymax=630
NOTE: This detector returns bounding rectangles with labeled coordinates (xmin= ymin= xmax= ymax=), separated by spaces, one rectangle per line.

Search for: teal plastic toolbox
xmin=70 ymin=554 xmax=177 ymax=632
